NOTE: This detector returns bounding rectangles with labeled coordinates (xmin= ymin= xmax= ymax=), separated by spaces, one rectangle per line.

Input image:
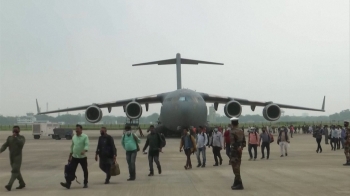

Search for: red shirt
xmin=224 ymin=130 xmax=230 ymax=144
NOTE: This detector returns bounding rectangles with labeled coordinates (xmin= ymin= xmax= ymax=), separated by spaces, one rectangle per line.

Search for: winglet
xmin=36 ymin=99 xmax=41 ymax=114
xmin=321 ymin=96 xmax=326 ymax=112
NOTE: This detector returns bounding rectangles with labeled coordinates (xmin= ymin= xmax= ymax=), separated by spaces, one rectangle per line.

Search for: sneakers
xmin=104 ymin=180 xmax=110 ymax=184
xmin=220 ymin=159 xmax=223 ymax=165
xmin=60 ymin=182 xmax=71 ymax=189
xmin=158 ymin=167 xmax=162 ymax=174
xmin=261 ymin=157 xmax=265 ymax=159
xmin=213 ymin=164 xmax=218 ymax=166
xmin=127 ymin=178 xmax=135 ymax=181
xmin=201 ymin=164 xmax=206 ymax=168
xmin=83 ymin=184 xmax=88 ymax=188
xmin=280 ymin=155 xmax=284 ymax=157
xmin=197 ymin=163 xmax=202 ymax=168
xmin=148 ymin=172 xmax=154 ymax=176
xmin=16 ymin=184 xmax=25 ymax=189
xmin=285 ymin=153 xmax=288 ymax=156
xmin=231 ymin=181 xmax=244 ymax=190
xmin=5 ymin=185 xmax=11 ymax=191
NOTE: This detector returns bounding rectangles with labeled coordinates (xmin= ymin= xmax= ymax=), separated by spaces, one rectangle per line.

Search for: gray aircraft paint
xmin=36 ymin=53 xmax=325 ymax=135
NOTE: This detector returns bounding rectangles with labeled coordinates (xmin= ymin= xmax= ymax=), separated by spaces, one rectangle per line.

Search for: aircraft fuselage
xmin=158 ymin=89 xmax=208 ymax=132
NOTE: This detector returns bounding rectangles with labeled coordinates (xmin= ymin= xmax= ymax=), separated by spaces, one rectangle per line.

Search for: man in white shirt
xmin=196 ymin=126 xmax=208 ymax=168
xmin=330 ymin=126 xmax=338 ymax=151
xmin=210 ymin=128 xmax=223 ymax=166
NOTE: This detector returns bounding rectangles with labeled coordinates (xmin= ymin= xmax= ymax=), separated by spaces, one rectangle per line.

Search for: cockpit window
xmin=179 ymin=96 xmax=192 ymax=101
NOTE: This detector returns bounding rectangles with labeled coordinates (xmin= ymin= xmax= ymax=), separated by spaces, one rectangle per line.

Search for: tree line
xmin=0 ymin=109 xmax=349 ymax=125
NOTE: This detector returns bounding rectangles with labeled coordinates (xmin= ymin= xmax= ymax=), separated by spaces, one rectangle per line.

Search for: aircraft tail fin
xmin=36 ymin=99 xmax=41 ymax=114
xmin=321 ymin=96 xmax=326 ymax=111
xmin=132 ymin=53 xmax=223 ymax=89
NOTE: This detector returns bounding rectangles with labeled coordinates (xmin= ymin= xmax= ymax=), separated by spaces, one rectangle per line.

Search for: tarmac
xmin=0 ymin=130 xmax=349 ymax=196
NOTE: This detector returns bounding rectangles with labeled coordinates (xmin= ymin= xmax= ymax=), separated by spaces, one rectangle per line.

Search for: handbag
xmin=110 ymin=163 xmax=120 ymax=176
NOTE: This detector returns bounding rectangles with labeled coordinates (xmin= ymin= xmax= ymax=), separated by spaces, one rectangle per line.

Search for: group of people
xmin=1 ymin=119 xmax=349 ymax=191
xmin=312 ymin=123 xmax=350 ymax=165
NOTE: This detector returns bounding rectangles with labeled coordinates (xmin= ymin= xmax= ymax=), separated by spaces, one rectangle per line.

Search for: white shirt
xmin=196 ymin=133 xmax=208 ymax=148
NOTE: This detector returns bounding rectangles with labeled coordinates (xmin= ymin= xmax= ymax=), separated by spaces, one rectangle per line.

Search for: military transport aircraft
xmin=36 ymin=53 xmax=325 ymax=136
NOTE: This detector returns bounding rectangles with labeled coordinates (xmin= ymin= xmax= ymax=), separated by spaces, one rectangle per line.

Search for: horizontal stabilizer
xmin=133 ymin=58 xmax=176 ymax=66
xmin=133 ymin=58 xmax=223 ymax=66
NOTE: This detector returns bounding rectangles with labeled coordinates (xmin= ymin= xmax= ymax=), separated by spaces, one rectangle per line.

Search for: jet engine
xmin=85 ymin=105 xmax=103 ymax=123
xmin=262 ymin=104 xmax=281 ymax=121
xmin=224 ymin=101 xmax=242 ymax=118
xmin=125 ymin=102 xmax=143 ymax=119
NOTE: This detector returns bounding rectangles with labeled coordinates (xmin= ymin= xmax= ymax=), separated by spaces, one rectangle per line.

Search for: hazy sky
xmin=0 ymin=0 xmax=349 ymax=118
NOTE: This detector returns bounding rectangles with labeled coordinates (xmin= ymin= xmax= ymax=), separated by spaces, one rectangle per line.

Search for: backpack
xmin=158 ymin=133 xmax=166 ymax=148
xmin=123 ymin=133 xmax=140 ymax=151
xmin=312 ymin=130 xmax=317 ymax=138
xmin=64 ymin=162 xmax=80 ymax=184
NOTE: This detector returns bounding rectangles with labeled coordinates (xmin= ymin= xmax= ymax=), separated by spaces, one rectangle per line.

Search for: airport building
xmin=17 ymin=113 xmax=37 ymax=124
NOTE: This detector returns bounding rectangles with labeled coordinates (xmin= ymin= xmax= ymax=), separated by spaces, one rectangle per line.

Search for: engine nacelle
xmin=224 ymin=101 xmax=242 ymax=118
xmin=85 ymin=105 xmax=103 ymax=123
xmin=125 ymin=102 xmax=143 ymax=119
xmin=262 ymin=104 xmax=281 ymax=121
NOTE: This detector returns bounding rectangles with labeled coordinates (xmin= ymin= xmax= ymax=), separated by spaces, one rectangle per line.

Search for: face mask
xmin=187 ymin=132 xmax=190 ymax=135
xmin=100 ymin=132 xmax=105 ymax=136
xmin=126 ymin=130 xmax=131 ymax=135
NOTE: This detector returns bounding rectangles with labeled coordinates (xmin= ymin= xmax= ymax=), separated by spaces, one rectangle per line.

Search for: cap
xmin=230 ymin=117 xmax=239 ymax=121
xmin=344 ymin=120 xmax=349 ymax=123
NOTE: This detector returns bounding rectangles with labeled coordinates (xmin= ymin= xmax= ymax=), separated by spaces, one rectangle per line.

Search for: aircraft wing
xmin=36 ymin=93 xmax=168 ymax=115
xmin=199 ymin=92 xmax=325 ymax=112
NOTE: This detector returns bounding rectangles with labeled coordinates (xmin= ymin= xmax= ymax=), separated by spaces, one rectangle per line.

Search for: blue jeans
xmin=196 ymin=147 xmax=206 ymax=165
xmin=126 ymin=150 xmax=137 ymax=178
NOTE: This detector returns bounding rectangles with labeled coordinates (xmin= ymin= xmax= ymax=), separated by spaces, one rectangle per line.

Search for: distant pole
xmin=46 ymin=102 xmax=48 ymax=112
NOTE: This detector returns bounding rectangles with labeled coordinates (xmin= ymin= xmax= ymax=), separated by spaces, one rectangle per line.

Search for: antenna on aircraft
xmin=133 ymin=53 xmax=223 ymax=90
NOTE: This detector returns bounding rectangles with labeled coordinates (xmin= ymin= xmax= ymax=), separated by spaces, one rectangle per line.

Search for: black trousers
xmin=248 ymin=144 xmax=258 ymax=159
xmin=99 ymin=159 xmax=112 ymax=181
xmin=337 ymin=138 xmax=340 ymax=149
xmin=316 ymin=138 xmax=322 ymax=152
xmin=261 ymin=142 xmax=270 ymax=158
xmin=68 ymin=157 xmax=88 ymax=185
xmin=212 ymin=146 xmax=222 ymax=165
xmin=331 ymin=138 xmax=338 ymax=150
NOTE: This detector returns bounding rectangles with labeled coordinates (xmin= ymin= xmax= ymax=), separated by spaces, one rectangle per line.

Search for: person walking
xmin=95 ymin=127 xmax=117 ymax=184
xmin=324 ymin=125 xmax=329 ymax=145
xmin=330 ymin=126 xmax=338 ymax=151
xmin=259 ymin=127 xmax=270 ymax=159
xmin=180 ymin=128 xmax=196 ymax=170
xmin=142 ymin=125 xmax=163 ymax=176
xmin=122 ymin=125 xmax=141 ymax=181
xmin=61 ymin=124 xmax=90 ymax=189
xmin=277 ymin=127 xmax=290 ymax=157
xmin=248 ymin=127 xmax=259 ymax=161
xmin=341 ymin=126 xmax=346 ymax=149
xmin=228 ymin=117 xmax=246 ymax=190
xmin=224 ymin=126 xmax=232 ymax=165
xmin=315 ymin=126 xmax=323 ymax=153
xmin=210 ymin=128 xmax=223 ymax=166
xmin=0 ymin=126 xmax=26 ymax=191
xmin=343 ymin=120 xmax=350 ymax=166
xmin=196 ymin=126 xmax=208 ymax=167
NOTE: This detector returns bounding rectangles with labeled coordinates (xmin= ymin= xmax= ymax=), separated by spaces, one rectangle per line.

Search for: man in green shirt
xmin=60 ymin=124 xmax=89 ymax=189
xmin=0 ymin=126 xmax=26 ymax=191
xmin=122 ymin=125 xmax=141 ymax=181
